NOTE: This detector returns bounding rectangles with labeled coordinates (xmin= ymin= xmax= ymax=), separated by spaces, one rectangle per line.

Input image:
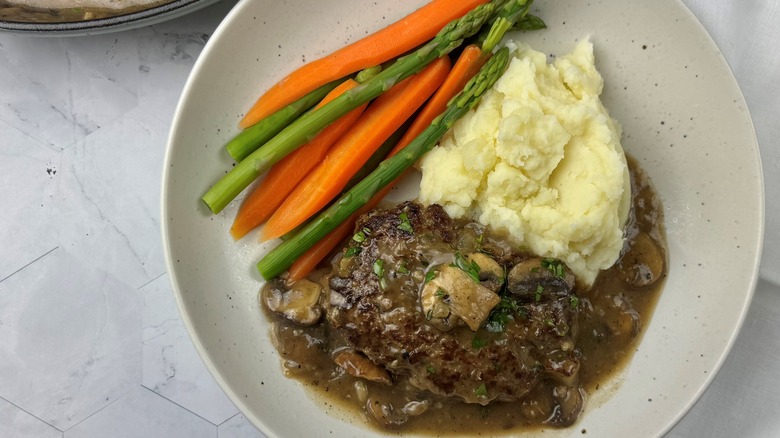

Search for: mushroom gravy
xmin=261 ymin=157 xmax=666 ymax=433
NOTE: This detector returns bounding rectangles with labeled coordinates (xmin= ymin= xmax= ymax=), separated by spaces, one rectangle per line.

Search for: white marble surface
xmin=0 ymin=0 xmax=777 ymax=437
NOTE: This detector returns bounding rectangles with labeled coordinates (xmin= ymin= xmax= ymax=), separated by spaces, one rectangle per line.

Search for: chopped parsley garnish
xmin=544 ymin=318 xmax=555 ymax=327
xmin=569 ymin=295 xmax=580 ymax=310
xmin=344 ymin=246 xmax=361 ymax=257
xmin=474 ymin=384 xmax=488 ymax=397
xmin=424 ymin=270 xmax=437 ymax=283
xmin=453 ymin=252 xmax=481 ymax=283
xmin=373 ymin=259 xmax=384 ymax=276
xmin=397 ymin=212 xmax=414 ymax=233
xmin=485 ymin=295 xmax=519 ymax=333
xmin=426 ymin=365 xmax=436 ymax=374
xmin=541 ymin=258 xmax=565 ymax=278
xmin=373 ymin=259 xmax=387 ymax=290
xmin=352 ymin=230 xmax=367 ymax=243
xmin=535 ymin=284 xmax=544 ymax=302
xmin=472 ymin=337 xmax=488 ymax=349
xmin=397 ymin=263 xmax=410 ymax=275
xmin=434 ymin=288 xmax=450 ymax=301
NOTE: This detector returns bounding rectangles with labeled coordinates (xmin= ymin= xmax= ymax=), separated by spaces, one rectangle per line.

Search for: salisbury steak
xmin=325 ymin=202 xmax=583 ymax=420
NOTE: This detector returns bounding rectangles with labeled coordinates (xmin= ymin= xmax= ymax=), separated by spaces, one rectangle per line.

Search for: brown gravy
xmin=262 ymin=156 xmax=666 ymax=434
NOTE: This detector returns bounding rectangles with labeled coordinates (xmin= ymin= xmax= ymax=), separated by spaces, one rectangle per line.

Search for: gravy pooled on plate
xmin=261 ymin=156 xmax=666 ymax=433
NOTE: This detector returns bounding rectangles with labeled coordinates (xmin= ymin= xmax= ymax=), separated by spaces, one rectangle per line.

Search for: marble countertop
xmin=1 ymin=1 xmax=778 ymax=437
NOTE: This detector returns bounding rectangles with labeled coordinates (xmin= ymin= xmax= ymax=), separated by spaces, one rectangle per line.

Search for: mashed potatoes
xmin=418 ymin=39 xmax=630 ymax=286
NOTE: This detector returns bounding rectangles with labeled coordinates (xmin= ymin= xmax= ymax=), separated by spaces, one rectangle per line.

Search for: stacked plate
xmin=0 ymin=0 xmax=219 ymax=35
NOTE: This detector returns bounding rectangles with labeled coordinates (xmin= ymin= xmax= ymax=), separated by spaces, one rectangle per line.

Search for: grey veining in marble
xmin=142 ymin=274 xmax=238 ymax=425
xmin=0 ymin=248 xmax=141 ymax=430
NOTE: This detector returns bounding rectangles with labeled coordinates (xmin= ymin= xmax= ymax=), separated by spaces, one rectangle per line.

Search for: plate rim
xmin=161 ymin=0 xmax=766 ymax=436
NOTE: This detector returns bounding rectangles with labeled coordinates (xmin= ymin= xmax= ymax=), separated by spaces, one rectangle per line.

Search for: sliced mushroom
xmin=420 ymin=265 xmax=501 ymax=331
xmin=262 ymin=279 xmax=322 ymax=326
xmin=333 ymin=350 xmax=392 ymax=385
xmin=548 ymin=386 xmax=585 ymax=426
xmin=366 ymin=398 xmax=408 ymax=428
xmin=619 ymin=232 xmax=665 ymax=288
xmin=465 ymin=252 xmax=505 ymax=292
xmin=543 ymin=356 xmax=580 ymax=387
xmin=401 ymin=400 xmax=431 ymax=417
xmin=506 ymin=258 xmax=575 ymax=300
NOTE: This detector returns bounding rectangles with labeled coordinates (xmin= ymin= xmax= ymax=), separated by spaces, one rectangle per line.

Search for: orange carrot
xmin=239 ymin=0 xmax=488 ymax=128
xmin=261 ymin=57 xmax=451 ymax=241
xmin=287 ymin=47 xmax=487 ymax=280
xmin=230 ymin=79 xmax=366 ymax=240
xmin=288 ymin=222 xmax=353 ymax=281
xmin=394 ymin=44 xmax=487 ymax=154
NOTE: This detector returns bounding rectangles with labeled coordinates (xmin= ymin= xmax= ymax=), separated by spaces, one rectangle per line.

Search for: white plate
xmin=161 ymin=0 xmax=764 ymax=436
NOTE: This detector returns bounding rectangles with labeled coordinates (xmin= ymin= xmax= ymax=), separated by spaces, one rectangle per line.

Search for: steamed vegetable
xmin=257 ymin=46 xmax=511 ymax=280
xmin=225 ymin=80 xmax=339 ymax=162
xmin=260 ymin=57 xmax=451 ymax=241
xmin=201 ymin=0 xmax=510 ymax=214
xmin=238 ymin=0 xmax=491 ymax=129
xmin=284 ymin=0 xmax=537 ymax=279
xmin=229 ymin=79 xmax=367 ymax=240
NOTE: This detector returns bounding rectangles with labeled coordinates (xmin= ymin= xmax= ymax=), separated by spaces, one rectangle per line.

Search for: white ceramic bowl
xmin=162 ymin=0 xmax=764 ymax=436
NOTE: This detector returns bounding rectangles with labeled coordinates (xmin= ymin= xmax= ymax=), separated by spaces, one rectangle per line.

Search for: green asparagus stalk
xmin=257 ymin=47 xmax=511 ymax=280
xmin=225 ymin=80 xmax=339 ymax=162
xmin=483 ymin=0 xmax=535 ymax=52
xmin=514 ymin=14 xmax=546 ymax=31
xmin=279 ymin=122 xmax=407 ymax=242
xmin=227 ymin=64 xmax=386 ymax=162
xmin=201 ymin=0 xmax=512 ymax=214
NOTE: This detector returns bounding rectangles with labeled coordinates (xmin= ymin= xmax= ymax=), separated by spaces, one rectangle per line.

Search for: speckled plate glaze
xmin=162 ymin=0 xmax=764 ymax=436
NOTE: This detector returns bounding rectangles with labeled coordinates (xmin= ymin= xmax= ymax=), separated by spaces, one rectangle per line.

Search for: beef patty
xmin=325 ymin=202 xmax=582 ymax=413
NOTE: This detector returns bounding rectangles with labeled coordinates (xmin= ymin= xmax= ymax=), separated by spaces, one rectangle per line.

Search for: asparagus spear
xmin=257 ymin=47 xmax=511 ymax=280
xmin=484 ymin=0 xmax=537 ymax=52
xmin=202 ymin=0 xmax=513 ymax=214
xmin=514 ymin=14 xmax=546 ymax=31
xmin=226 ymin=65 xmax=385 ymax=162
xmin=225 ymin=80 xmax=339 ymax=162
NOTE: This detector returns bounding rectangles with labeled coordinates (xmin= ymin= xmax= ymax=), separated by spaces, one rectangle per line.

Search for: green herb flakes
xmin=344 ymin=246 xmax=361 ymax=257
xmin=373 ymin=259 xmax=387 ymax=290
xmin=472 ymin=337 xmax=488 ymax=349
xmin=541 ymin=258 xmax=565 ymax=278
xmin=485 ymin=295 xmax=519 ymax=333
xmin=397 ymin=263 xmax=410 ymax=275
xmin=424 ymin=270 xmax=437 ymax=283
xmin=352 ymin=230 xmax=366 ymax=243
xmin=453 ymin=252 xmax=481 ymax=283
xmin=569 ymin=295 xmax=580 ymax=310
xmin=535 ymin=284 xmax=544 ymax=302
xmin=398 ymin=212 xmax=414 ymax=233
xmin=474 ymin=384 xmax=488 ymax=397
xmin=373 ymin=259 xmax=384 ymax=276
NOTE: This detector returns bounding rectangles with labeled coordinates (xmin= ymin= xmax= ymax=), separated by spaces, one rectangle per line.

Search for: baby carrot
xmin=260 ymin=57 xmax=451 ymax=241
xmin=287 ymin=45 xmax=489 ymax=280
xmin=230 ymin=79 xmax=366 ymax=240
xmin=238 ymin=0 xmax=488 ymax=128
